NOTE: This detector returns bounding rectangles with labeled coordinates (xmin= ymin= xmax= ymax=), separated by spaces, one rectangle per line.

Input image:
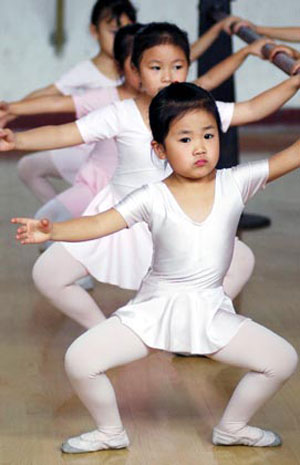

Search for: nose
xmin=162 ymin=69 xmax=172 ymax=83
xmin=193 ymin=141 xmax=206 ymax=155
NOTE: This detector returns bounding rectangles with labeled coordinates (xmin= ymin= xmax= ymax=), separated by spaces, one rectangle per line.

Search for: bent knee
xmin=268 ymin=343 xmax=298 ymax=382
xmin=237 ymin=240 xmax=255 ymax=278
xmin=17 ymin=157 xmax=35 ymax=182
xmin=64 ymin=339 xmax=104 ymax=381
xmin=32 ymin=250 xmax=63 ymax=298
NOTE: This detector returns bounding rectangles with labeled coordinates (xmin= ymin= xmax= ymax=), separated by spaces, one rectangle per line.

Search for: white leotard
xmin=63 ymin=98 xmax=234 ymax=290
xmin=112 ymin=160 xmax=269 ymax=354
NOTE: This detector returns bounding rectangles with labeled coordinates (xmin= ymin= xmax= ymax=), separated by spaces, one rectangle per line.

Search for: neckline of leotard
xmin=89 ymin=60 xmax=122 ymax=85
xmin=130 ymin=99 xmax=151 ymax=134
xmin=159 ymin=173 xmax=219 ymax=227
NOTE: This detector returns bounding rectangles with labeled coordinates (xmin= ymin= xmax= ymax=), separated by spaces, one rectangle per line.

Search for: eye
xmin=150 ymin=66 xmax=161 ymax=71
xmin=179 ymin=137 xmax=191 ymax=143
xmin=204 ymin=133 xmax=214 ymax=139
xmin=174 ymin=64 xmax=183 ymax=70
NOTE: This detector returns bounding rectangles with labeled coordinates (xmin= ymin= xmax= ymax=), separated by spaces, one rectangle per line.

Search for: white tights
xmin=18 ymin=152 xmax=62 ymax=203
xmin=33 ymin=239 xmax=255 ymax=329
xmin=64 ymin=317 xmax=297 ymax=432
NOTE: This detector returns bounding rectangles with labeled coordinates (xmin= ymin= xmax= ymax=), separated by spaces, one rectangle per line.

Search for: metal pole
xmin=211 ymin=10 xmax=300 ymax=75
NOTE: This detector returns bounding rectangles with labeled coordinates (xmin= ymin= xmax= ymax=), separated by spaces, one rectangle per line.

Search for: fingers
xmin=233 ymin=20 xmax=254 ymax=34
xmin=269 ymin=45 xmax=294 ymax=62
xmin=292 ymin=60 xmax=300 ymax=75
xmin=11 ymin=217 xmax=30 ymax=225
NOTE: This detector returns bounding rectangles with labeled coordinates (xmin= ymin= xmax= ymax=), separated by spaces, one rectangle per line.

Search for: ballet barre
xmin=211 ymin=10 xmax=300 ymax=76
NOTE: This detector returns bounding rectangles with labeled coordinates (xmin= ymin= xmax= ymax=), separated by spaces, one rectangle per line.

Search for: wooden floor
xmin=1 ymin=134 xmax=300 ymax=465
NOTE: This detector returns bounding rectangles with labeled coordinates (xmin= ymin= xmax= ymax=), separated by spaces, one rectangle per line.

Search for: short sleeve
xmin=114 ymin=185 xmax=152 ymax=227
xmin=216 ymin=101 xmax=234 ymax=133
xmin=231 ymin=159 xmax=269 ymax=204
xmin=75 ymin=102 xmax=121 ymax=143
xmin=74 ymin=87 xmax=119 ymax=118
xmin=55 ymin=61 xmax=91 ymax=95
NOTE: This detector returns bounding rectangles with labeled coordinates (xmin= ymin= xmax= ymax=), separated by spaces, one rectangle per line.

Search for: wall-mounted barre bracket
xmin=49 ymin=0 xmax=66 ymax=56
xmin=210 ymin=9 xmax=300 ymax=76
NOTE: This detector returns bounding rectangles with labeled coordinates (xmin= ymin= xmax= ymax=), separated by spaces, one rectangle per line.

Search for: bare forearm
xmin=8 ymin=95 xmax=75 ymax=116
xmin=14 ymin=122 xmax=83 ymax=151
xmin=232 ymin=75 xmax=300 ymax=125
xmin=195 ymin=46 xmax=249 ymax=91
xmin=22 ymin=84 xmax=63 ymax=101
xmin=190 ymin=23 xmax=223 ymax=62
xmin=50 ymin=208 xmax=126 ymax=242
xmin=256 ymin=26 xmax=300 ymax=42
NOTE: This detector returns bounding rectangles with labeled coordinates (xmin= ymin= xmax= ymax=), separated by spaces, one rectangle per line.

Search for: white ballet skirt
xmin=111 ymin=160 xmax=269 ymax=354
xmin=63 ymin=98 xmax=235 ymax=290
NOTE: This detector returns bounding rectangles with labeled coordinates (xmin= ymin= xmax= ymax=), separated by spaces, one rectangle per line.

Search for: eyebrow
xmin=147 ymin=59 xmax=186 ymax=64
xmin=176 ymin=125 xmax=216 ymax=134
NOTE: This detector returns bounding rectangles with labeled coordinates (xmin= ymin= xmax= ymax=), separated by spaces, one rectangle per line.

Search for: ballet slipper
xmin=212 ymin=425 xmax=281 ymax=447
xmin=61 ymin=428 xmax=129 ymax=454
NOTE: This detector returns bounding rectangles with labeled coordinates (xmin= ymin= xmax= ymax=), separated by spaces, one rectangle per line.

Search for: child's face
xmin=137 ymin=44 xmax=189 ymax=98
xmin=155 ymin=109 xmax=220 ymax=180
xmin=91 ymin=14 xmax=132 ymax=58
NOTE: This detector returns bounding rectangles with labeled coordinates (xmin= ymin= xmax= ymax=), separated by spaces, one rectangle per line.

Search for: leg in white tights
xmin=63 ymin=318 xmax=297 ymax=452
xmin=209 ymin=320 xmax=298 ymax=445
xmin=33 ymin=240 xmax=255 ymax=329
xmin=33 ymin=244 xmax=104 ymax=328
xmin=62 ymin=317 xmax=149 ymax=453
xmin=18 ymin=152 xmax=62 ymax=203
xmin=223 ymin=239 xmax=255 ymax=300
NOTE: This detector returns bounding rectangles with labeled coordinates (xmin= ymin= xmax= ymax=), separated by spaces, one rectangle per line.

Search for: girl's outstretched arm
xmin=0 ymin=122 xmax=83 ymax=152
xmin=190 ymin=16 xmax=242 ymax=62
xmin=268 ymin=139 xmax=300 ymax=182
xmin=12 ymin=208 xmax=127 ymax=245
xmin=194 ymin=38 xmax=273 ymax=91
xmin=230 ymin=74 xmax=300 ymax=126
xmin=22 ymin=84 xmax=63 ymax=100
xmin=234 ymin=21 xmax=300 ymax=43
xmin=0 ymin=95 xmax=75 ymax=118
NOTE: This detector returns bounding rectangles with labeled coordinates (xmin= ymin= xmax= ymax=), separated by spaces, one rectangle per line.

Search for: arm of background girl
xmin=22 ymin=84 xmax=63 ymax=100
xmin=0 ymin=85 xmax=63 ymax=127
xmin=0 ymin=95 xmax=75 ymax=119
xmin=230 ymin=74 xmax=300 ymax=126
xmin=190 ymin=16 xmax=242 ymax=62
xmin=0 ymin=122 xmax=83 ymax=152
xmin=233 ymin=21 xmax=300 ymax=43
xmin=194 ymin=38 xmax=273 ymax=91
xmin=267 ymin=138 xmax=300 ymax=182
xmin=11 ymin=208 xmax=127 ymax=245
xmin=268 ymin=45 xmax=300 ymax=75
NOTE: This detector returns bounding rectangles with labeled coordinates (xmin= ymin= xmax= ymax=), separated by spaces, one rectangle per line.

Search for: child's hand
xmin=220 ymin=16 xmax=243 ymax=35
xmin=0 ymin=101 xmax=9 ymax=118
xmin=11 ymin=218 xmax=52 ymax=244
xmin=0 ymin=128 xmax=16 ymax=151
xmin=291 ymin=59 xmax=300 ymax=75
xmin=269 ymin=44 xmax=297 ymax=61
xmin=233 ymin=19 xmax=256 ymax=34
xmin=247 ymin=37 xmax=275 ymax=59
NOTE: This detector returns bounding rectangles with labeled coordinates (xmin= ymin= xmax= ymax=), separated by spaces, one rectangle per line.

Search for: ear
xmin=151 ymin=140 xmax=167 ymax=160
xmin=89 ymin=24 xmax=98 ymax=39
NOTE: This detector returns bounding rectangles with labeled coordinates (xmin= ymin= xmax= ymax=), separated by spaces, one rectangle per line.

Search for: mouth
xmin=194 ymin=159 xmax=208 ymax=167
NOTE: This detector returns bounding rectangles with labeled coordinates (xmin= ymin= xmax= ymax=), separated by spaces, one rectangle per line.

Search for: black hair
xmin=131 ymin=22 xmax=190 ymax=70
xmin=113 ymin=23 xmax=143 ymax=70
xmin=91 ymin=0 xmax=137 ymax=27
xmin=149 ymin=82 xmax=222 ymax=145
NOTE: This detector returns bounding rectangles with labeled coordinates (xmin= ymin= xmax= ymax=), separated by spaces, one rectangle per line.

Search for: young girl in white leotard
xmin=1 ymin=23 xmax=300 ymax=329
xmin=12 ymin=82 xmax=299 ymax=452
xmin=8 ymin=0 xmax=136 ymax=204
